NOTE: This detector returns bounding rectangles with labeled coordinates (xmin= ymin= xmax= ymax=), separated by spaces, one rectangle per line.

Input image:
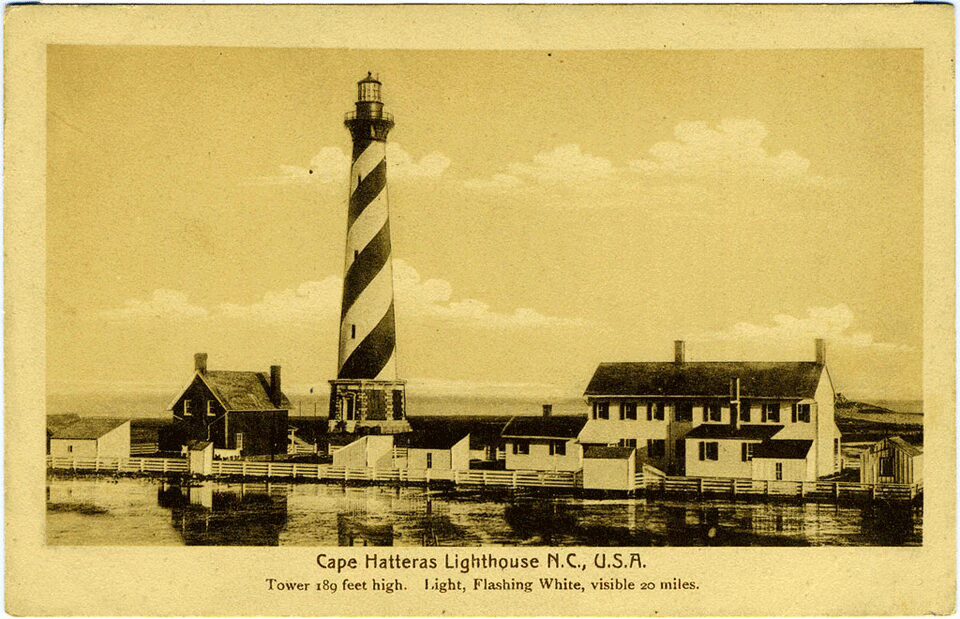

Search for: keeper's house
xmin=501 ymin=410 xmax=587 ymax=472
xmin=49 ymin=418 xmax=130 ymax=459
xmin=859 ymin=436 xmax=923 ymax=485
xmin=161 ymin=353 xmax=290 ymax=457
xmin=581 ymin=339 xmax=841 ymax=481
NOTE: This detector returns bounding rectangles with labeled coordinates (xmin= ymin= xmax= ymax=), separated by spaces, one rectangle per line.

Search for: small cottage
xmin=49 ymin=418 xmax=131 ymax=459
xmin=860 ymin=436 xmax=923 ymax=485
xmin=581 ymin=446 xmax=636 ymax=491
xmin=501 ymin=413 xmax=587 ymax=472
xmin=164 ymin=353 xmax=290 ymax=457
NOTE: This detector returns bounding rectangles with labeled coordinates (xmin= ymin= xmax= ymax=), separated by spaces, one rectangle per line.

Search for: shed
xmin=581 ymin=446 xmax=636 ymax=491
xmin=186 ymin=440 xmax=214 ymax=475
xmin=751 ymin=440 xmax=815 ymax=482
xmin=401 ymin=433 xmax=471 ymax=471
xmin=859 ymin=436 xmax=923 ymax=485
xmin=49 ymin=418 xmax=131 ymax=459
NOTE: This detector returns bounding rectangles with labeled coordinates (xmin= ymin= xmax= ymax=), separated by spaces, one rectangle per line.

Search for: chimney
xmin=674 ymin=340 xmax=685 ymax=364
xmin=815 ymin=338 xmax=826 ymax=365
xmin=194 ymin=353 xmax=208 ymax=375
xmin=730 ymin=377 xmax=741 ymax=429
xmin=542 ymin=404 xmax=553 ymax=417
xmin=270 ymin=365 xmax=282 ymax=407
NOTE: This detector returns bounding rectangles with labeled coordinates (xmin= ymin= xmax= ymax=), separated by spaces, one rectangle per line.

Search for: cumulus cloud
xmin=465 ymin=144 xmax=613 ymax=191
xmin=98 ymin=289 xmax=208 ymax=321
xmin=217 ymin=277 xmax=342 ymax=325
xmin=249 ymin=143 xmax=450 ymax=186
xmin=629 ymin=119 xmax=834 ymax=187
xmin=695 ymin=304 xmax=910 ymax=351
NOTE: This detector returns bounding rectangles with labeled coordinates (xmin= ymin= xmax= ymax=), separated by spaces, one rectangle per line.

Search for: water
xmin=47 ymin=477 xmax=921 ymax=547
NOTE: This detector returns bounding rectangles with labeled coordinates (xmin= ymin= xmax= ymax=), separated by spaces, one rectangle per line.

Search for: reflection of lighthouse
xmin=328 ymin=73 xmax=411 ymax=434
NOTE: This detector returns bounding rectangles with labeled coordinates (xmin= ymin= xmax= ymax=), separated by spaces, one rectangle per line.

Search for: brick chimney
xmin=270 ymin=365 xmax=282 ymax=407
xmin=194 ymin=353 xmax=207 ymax=375
xmin=674 ymin=340 xmax=685 ymax=364
xmin=542 ymin=403 xmax=553 ymax=417
xmin=815 ymin=338 xmax=826 ymax=365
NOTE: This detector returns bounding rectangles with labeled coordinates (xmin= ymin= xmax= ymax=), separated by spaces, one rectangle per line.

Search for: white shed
xmin=187 ymin=440 xmax=214 ymax=475
xmin=581 ymin=446 xmax=636 ymax=491
xmin=49 ymin=418 xmax=130 ymax=459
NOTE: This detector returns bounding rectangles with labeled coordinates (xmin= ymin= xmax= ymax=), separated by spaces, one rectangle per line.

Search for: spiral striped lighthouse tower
xmin=328 ymin=73 xmax=411 ymax=434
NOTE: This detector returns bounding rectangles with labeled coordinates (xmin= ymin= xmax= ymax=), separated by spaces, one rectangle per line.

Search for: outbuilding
xmin=186 ymin=440 xmax=214 ymax=475
xmin=581 ymin=446 xmax=636 ymax=491
xmin=49 ymin=418 xmax=131 ymax=459
xmin=751 ymin=440 xmax=815 ymax=482
xmin=859 ymin=436 xmax=923 ymax=485
xmin=501 ymin=414 xmax=587 ymax=472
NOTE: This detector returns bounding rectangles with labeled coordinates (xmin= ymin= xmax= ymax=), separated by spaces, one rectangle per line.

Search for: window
xmin=67 ymin=445 xmax=73 ymax=454
xmin=879 ymin=455 xmax=893 ymax=477
xmin=351 ymin=324 xmax=356 ymax=339
xmin=621 ymin=402 xmax=637 ymax=420
xmin=593 ymin=401 xmax=609 ymax=420
xmin=698 ymin=441 xmax=719 ymax=461
xmin=426 ymin=453 xmax=433 ymax=469
xmin=741 ymin=442 xmax=755 ymax=462
xmin=183 ymin=400 xmax=192 ymax=416
xmin=703 ymin=402 xmax=721 ymax=422
xmin=646 ymin=402 xmax=665 ymax=421
xmin=513 ymin=440 xmax=530 ymax=455
xmin=647 ymin=439 xmax=666 ymax=459
xmin=354 ymin=249 xmax=359 ymax=260
xmin=740 ymin=400 xmax=752 ymax=422
xmin=235 ymin=433 xmax=244 ymax=451
xmin=795 ymin=403 xmax=811 ymax=423
xmin=207 ymin=401 xmax=215 ymax=417
xmin=550 ymin=441 xmax=566 ymax=456
xmin=834 ymin=438 xmax=840 ymax=467
xmin=775 ymin=462 xmax=783 ymax=480
xmin=675 ymin=402 xmax=693 ymax=422
xmin=762 ymin=402 xmax=780 ymax=423
xmin=620 ymin=438 xmax=637 ymax=448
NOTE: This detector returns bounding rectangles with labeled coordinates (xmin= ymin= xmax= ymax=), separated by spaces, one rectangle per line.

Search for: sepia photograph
xmin=6 ymin=5 xmax=955 ymax=616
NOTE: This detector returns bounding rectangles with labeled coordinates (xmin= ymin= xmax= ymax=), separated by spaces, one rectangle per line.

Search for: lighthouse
xmin=328 ymin=73 xmax=411 ymax=434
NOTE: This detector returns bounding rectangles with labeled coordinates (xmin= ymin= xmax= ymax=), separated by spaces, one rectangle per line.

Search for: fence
xmin=634 ymin=470 xmax=920 ymax=503
xmin=47 ymin=456 xmax=188 ymax=474
xmin=130 ymin=442 xmax=159 ymax=455
xmin=454 ymin=469 xmax=578 ymax=489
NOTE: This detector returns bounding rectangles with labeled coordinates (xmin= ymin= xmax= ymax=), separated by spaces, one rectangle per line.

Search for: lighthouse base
xmin=327 ymin=379 xmax=411 ymax=434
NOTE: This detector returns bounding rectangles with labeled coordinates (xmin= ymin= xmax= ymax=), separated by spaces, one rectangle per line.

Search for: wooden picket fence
xmin=634 ymin=469 xmax=920 ymax=503
xmin=454 ymin=469 xmax=578 ymax=489
xmin=47 ymin=456 xmax=188 ymax=474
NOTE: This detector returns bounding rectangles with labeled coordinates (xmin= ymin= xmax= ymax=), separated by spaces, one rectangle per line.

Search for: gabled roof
xmin=887 ymin=436 xmax=923 ymax=457
xmin=186 ymin=440 xmax=212 ymax=450
xmin=584 ymin=362 xmax=824 ymax=399
xmin=584 ymin=445 xmax=634 ymax=460
xmin=684 ymin=424 xmax=783 ymax=441
xmin=404 ymin=432 xmax=470 ymax=450
xmin=752 ymin=439 xmax=813 ymax=460
xmin=50 ymin=417 xmax=128 ymax=440
xmin=502 ymin=415 xmax=588 ymax=440
xmin=172 ymin=371 xmax=291 ymax=411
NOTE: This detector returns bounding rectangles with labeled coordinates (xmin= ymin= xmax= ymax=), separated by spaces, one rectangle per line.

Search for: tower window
xmin=354 ymin=250 xmax=359 ymax=259
xmin=351 ymin=324 xmax=356 ymax=339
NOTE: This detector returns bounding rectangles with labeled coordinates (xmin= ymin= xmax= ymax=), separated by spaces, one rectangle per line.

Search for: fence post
xmin=870 ymin=484 xmax=877 ymax=501
xmin=764 ymin=480 xmax=769 ymax=498
xmin=834 ymin=482 xmax=840 ymax=502
xmin=731 ymin=478 xmax=737 ymax=497
xmin=267 ymin=462 xmax=273 ymax=478
xmin=162 ymin=459 xmax=168 ymax=474
xmin=698 ymin=478 xmax=703 ymax=498
xmin=242 ymin=461 xmax=248 ymax=477
xmin=512 ymin=471 xmax=518 ymax=489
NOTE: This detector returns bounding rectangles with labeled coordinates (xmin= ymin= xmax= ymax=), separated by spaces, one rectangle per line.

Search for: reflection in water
xmin=45 ymin=477 xmax=921 ymax=547
xmin=157 ymin=482 xmax=288 ymax=546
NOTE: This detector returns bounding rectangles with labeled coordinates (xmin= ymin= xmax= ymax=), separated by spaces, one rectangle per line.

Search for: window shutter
xmin=512 ymin=442 xmax=518 ymax=455
xmin=702 ymin=405 xmax=708 ymax=422
xmin=699 ymin=441 xmax=705 ymax=461
xmin=741 ymin=443 xmax=747 ymax=462
xmin=791 ymin=403 xmax=797 ymax=423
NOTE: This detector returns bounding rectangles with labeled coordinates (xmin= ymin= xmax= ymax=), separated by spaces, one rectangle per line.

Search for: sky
xmin=46 ymin=46 xmax=924 ymax=400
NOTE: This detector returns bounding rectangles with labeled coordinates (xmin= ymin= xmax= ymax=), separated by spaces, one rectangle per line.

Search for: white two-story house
xmin=580 ymin=339 xmax=841 ymax=481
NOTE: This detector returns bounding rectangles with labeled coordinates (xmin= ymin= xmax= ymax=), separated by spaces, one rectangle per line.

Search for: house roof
xmin=887 ymin=436 xmax=923 ymax=457
xmin=199 ymin=371 xmax=291 ymax=411
xmin=407 ymin=416 xmax=512 ymax=450
xmin=50 ymin=417 xmax=128 ymax=440
xmin=684 ymin=424 xmax=783 ymax=441
xmin=186 ymin=440 xmax=212 ymax=450
xmin=583 ymin=445 xmax=635 ymax=460
xmin=501 ymin=415 xmax=588 ymax=439
xmin=584 ymin=362 xmax=824 ymax=399
xmin=404 ymin=432 xmax=469 ymax=450
xmin=752 ymin=439 xmax=813 ymax=460
xmin=47 ymin=414 xmax=81 ymax=434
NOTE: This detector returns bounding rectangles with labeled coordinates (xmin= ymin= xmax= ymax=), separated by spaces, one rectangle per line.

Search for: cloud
xmin=249 ymin=143 xmax=450 ymax=186
xmin=465 ymin=144 xmax=613 ymax=191
xmin=98 ymin=289 xmax=208 ymax=321
xmin=393 ymin=259 xmax=586 ymax=329
xmin=629 ymin=119 xmax=834 ymax=187
xmin=694 ymin=303 xmax=910 ymax=351
xmin=217 ymin=277 xmax=342 ymax=325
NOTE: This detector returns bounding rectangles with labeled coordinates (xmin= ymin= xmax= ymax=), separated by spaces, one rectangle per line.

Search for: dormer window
xmin=762 ymin=402 xmax=781 ymax=423
xmin=794 ymin=403 xmax=811 ymax=423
